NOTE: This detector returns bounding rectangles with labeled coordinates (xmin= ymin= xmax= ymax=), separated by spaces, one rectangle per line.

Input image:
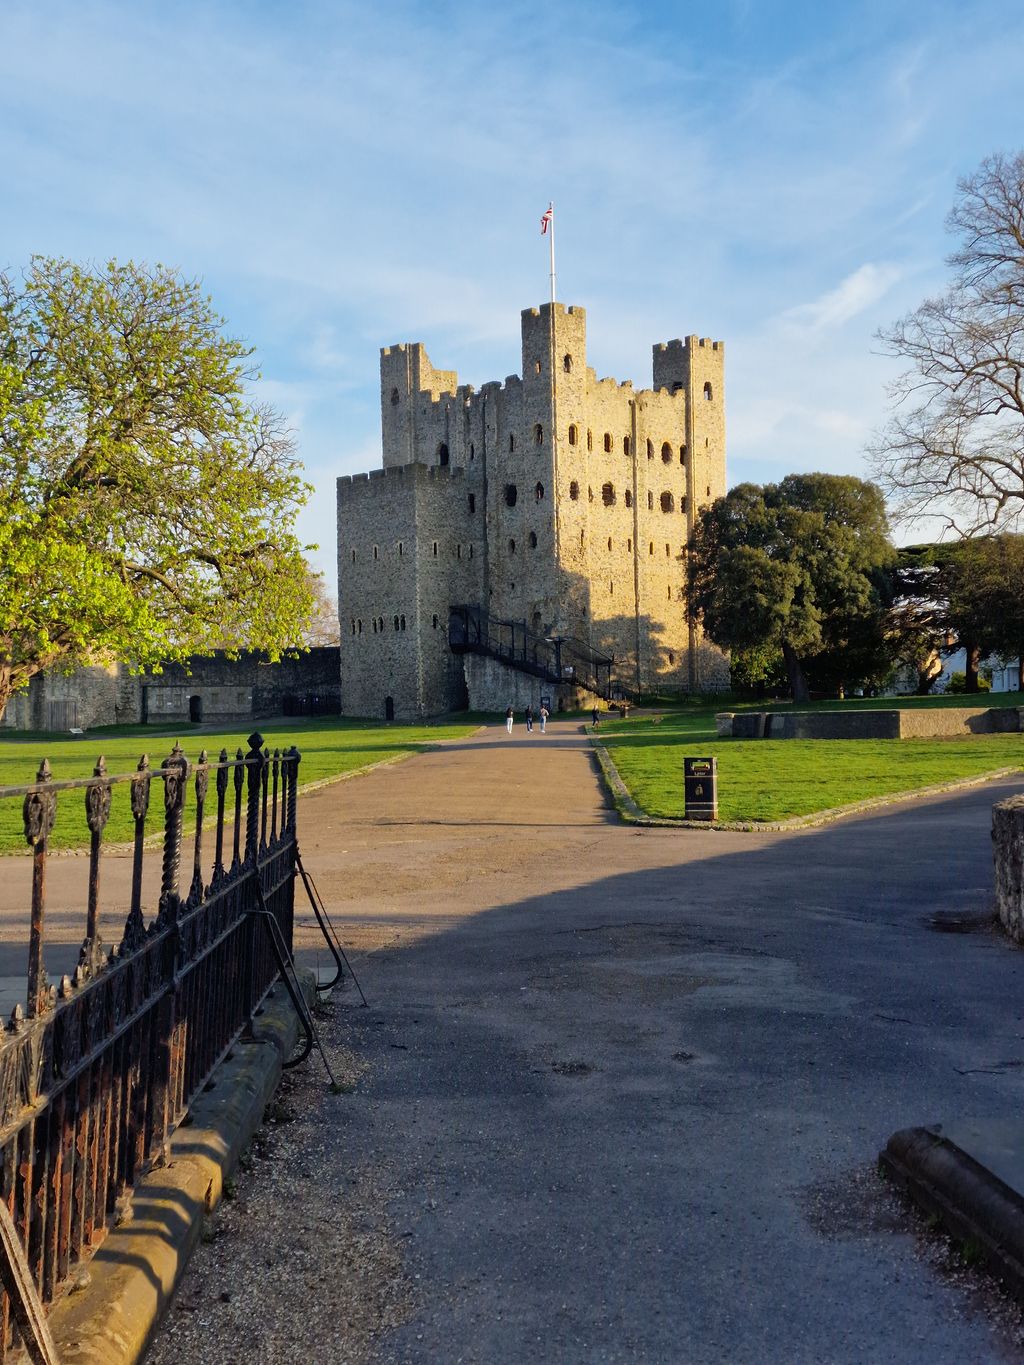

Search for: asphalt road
xmin=119 ymin=716 xmax=1024 ymax=1362
xmin=307 ymin=726 xmax=1024 ymax=1363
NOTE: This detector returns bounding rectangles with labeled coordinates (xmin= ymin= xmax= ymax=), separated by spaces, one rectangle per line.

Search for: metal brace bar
xmin=295 ymin=849 xmax=368 ymax=1005
xmin=0 ymin=1200 xmax=61 ymax=1365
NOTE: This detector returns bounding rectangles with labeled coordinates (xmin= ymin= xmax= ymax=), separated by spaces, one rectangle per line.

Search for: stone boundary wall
xmin=993 ymin=795 xmax=1024 ymax=942
xmin=462 ymin=654 xmax=596 ymax=714
xmin=721 ymin=707 xmax=1024 ymax=740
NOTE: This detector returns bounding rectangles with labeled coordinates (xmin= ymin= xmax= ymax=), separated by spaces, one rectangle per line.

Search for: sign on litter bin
xmin=684 ymin=756 xmax=718 ymax=822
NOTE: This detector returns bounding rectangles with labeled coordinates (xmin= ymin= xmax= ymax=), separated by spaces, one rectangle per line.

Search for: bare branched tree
xmin=870 ymin=151 xmax=1024 ymax=535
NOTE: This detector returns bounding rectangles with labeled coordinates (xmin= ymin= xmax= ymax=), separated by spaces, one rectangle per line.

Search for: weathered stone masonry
xmin=337 ymin=302 xmax=729 ymax=719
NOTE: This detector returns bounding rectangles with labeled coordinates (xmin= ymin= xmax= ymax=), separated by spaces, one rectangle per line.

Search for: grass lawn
xmin=600 ymin=695 xmax=1024 ymax=823
xmin=0 ymin=715 xmax=479 ymax=853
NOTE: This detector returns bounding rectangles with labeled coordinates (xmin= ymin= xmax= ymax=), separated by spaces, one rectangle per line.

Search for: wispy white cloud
xmin=779 ymin=264 xmax=903 ymax=335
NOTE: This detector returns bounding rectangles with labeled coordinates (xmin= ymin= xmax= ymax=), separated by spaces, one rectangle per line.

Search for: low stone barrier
xmin=722 ymin=706 xmax=1024 ymax=740
xmin=994 ymin=795 xmax=1024 ymax=943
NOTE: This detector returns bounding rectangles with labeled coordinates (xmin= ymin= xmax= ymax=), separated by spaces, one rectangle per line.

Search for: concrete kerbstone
xmin=48 ymin=970 xmax=315 ymax=1365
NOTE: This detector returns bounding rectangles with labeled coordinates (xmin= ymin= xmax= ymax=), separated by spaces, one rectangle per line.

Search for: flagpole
xmin=548 ymin=201 xmax=556 ymax=304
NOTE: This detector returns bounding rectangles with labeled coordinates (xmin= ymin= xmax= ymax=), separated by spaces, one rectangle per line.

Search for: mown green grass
xmin=601 ymin=696 xmax=1024 ymax=822
xmin=0 ymin=715 xmax=478 ymax=853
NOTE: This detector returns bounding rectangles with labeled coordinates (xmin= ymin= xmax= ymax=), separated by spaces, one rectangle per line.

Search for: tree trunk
xmin=964 ymin=640 xmax=981 ymax=693
xmin=781 ymin=641 xmax=810 ymax=703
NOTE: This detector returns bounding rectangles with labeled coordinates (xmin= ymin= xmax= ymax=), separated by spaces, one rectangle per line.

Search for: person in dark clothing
xmin=591 ymin=707 xmax=600 ymax=730
xmin=525 ymin=705 xmax=534 ymax=733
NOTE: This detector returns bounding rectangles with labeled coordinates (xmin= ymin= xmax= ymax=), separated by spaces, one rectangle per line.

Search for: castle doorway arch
xmin=189 ymin=694 xmax=203 ymax=723
xmin=384 ymin=695 xmax=395 ymax=722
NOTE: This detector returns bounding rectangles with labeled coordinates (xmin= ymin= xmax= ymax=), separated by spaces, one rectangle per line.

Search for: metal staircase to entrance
xmin=448 ymin=606 xmax=614 ymax=699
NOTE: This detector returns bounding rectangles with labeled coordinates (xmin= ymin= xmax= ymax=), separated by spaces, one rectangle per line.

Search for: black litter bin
xmin=684 ymin=756 xmax=718 ymax=821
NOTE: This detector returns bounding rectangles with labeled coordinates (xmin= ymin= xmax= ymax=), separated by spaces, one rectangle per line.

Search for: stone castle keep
xmin=337 ymin=302 xmax=729 ymax=719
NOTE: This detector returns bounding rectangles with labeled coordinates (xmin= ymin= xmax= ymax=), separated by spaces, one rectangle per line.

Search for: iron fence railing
xmin=0 ymin=732 xmax=299 ymax=1361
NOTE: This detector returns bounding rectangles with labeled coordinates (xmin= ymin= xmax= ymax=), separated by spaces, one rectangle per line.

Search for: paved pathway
xmin=12 ymin=718 xmax=1024 ymax=1360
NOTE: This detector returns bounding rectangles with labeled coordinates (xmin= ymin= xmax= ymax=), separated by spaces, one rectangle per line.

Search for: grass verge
xmin=600 ymin=698 xmax=1024 ymax=823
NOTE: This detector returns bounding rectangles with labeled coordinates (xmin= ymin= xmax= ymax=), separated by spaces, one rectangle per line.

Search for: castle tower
xmin=338 ymin=303 xmax=728 ymax=719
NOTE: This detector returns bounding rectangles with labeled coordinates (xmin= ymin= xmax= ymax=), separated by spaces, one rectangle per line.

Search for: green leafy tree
xmin=0 ymin=257 xmax=314 ymax=717
xmin=687 ymin=474 xmax=894 ymax=701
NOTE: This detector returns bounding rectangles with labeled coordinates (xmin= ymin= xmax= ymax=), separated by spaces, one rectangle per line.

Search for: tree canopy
xmin=687 ymin=473 xmax=895 ymax=701
xmin=0 ymin=257 xmax=314 ymax=715
xmin=871 ymin=150 xmax=1024 ymax=534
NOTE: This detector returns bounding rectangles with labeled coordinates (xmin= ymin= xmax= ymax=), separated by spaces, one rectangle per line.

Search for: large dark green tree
xmin=0 ymin=257 xmax=315 ymax=717
xmin=687 ymin=474 xmax=895 ymax=701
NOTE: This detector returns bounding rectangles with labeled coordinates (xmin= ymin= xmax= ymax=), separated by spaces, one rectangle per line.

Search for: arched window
xmin=624 ymin=489 xmax=633 ymax=508
xmin=432 ymin=541 xmax=438 ymax=557
xmin=469 ymin=544 xmax=474 ymax=558
xmin=648 ymin=490 xmax=654 ymax=510
xmin=529 ymin=530 xmax=537 ymax=548
xmin=351 ymin=548 xmax=356 ymax=562
xmin=646 ymin=438 xmax=654 ymax=460
xmin=661 ymin=442 xmax=672 ymax=464
xmin=569 ymin=480 xmax=579 ymax=500
xmin=587 ymin=430 xmax=593 ymax=451
xmin=627 ymin=537 xmax=632 ymax=552
xmin=601 ymin=482 xmax=615 ymax=506
xmin=357 ymin=619 xmax=362 ymax=634
xmin=457 ymin=544 xmax=462 ymax=558
xmin=393 ymin=615 xmax=399 ymax=631
xmin=438 ymin=442 xmax=450 ymax=467
xmin=535 ymin=481 xmax=544 ymax=502
xmin=534 ymin=424 xmax=543 ymax=446
xmin=568 ymin=424 xmax=578 ymax=446
xmin=563 ymin=354 xmax=572 ymax=372
xmin=603 ymin=432 xmax=612 ymax=453
xmin=432 ymin=613 xmax=439 ymax=629
xmin=400 ymin=615 xmax=406 ymax=630
xmin=350 ymin=619 xmax=356 ymax=634
xmin=681 ymin=496 xmax=688 ymax=513
xmin=661 ymin=491 xmax=675 ymax=513
xmin=390 ymin=387 xmax=399 ymax=405
xmin=667 ymin=585 xmax=672 ymax=600
xmin=372 ymin=619 xmax=377 ymax=634
xmin=469 ymin=442 xmax=475 ymax=461
xmin=609 ymin=581 xmax=614 ymax=595
xmin=679 ymin=445 xmax=687 ymax=464
xmin=623 ymin=436 xmax=630 ymax=456
xmin=704 ymin=381 xmax=713 ymax=401
xmin=508 ymin=538 xmax=516 ymax=554
xmin=468 ymin=493 xmax=475 ymax=513
xmin=706 ymin=484 xmax=711 ymax=496
xmin=398 ymin=541 xmax=403 ymax=556
xmin=665 ymin=542 xmax=670 ymax=556
xmin=509 ymin=434 xmax=515 ymax=452
xmin=373 ymin=545 xmax=378 ymax=560
xmin=504 ymin=484 xmax=518 ymax=507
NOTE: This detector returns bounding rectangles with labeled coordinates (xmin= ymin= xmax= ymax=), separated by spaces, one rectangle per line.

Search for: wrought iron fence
xmin=0 ymin=732 xmax=300 ymax=1361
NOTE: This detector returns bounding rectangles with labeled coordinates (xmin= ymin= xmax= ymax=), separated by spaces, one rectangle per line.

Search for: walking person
xmin=525 ymin=705 xmax=534 ymax=733
xmin=591 ymin=706 xmax=600 ymax=731
xmin=540 ymin=704 xmax=549 ymax=734
xmin=505 ymin=705 xmax=514 ymax=735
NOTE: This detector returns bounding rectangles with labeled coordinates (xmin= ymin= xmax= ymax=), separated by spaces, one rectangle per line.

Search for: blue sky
xmin=2 ymin=0 xmax=1022 ymax=589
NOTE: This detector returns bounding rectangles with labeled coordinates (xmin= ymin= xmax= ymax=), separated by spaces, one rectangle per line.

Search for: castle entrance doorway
xmin=384 ymin=695 xmax=395 ymax=722
xmin=189 ymin=694 xmax=203 ymax=723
